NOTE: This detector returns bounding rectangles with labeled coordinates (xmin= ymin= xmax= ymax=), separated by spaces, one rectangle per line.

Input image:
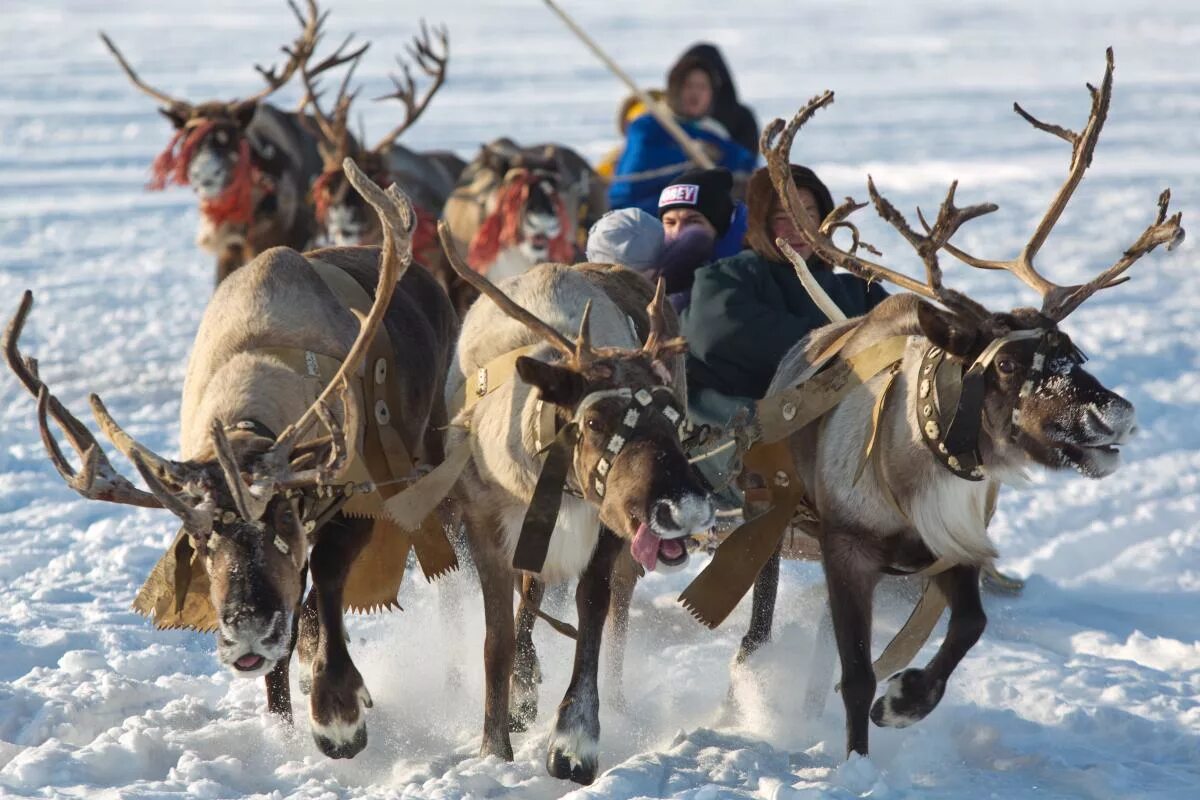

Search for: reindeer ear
xmin=516 ymin=357 xmax=586 ymax=407
xmin=917 ymin=301 xmax=979 ymax=356
xmin=159 ymin=106 xmax=188 ymax=129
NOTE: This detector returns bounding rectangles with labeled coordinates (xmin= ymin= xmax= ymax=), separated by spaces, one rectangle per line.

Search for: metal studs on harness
xmin=918 ymin=328 xmax=1081 ymax=481
xmin=511 ymin=384 xmax=690 ymax=574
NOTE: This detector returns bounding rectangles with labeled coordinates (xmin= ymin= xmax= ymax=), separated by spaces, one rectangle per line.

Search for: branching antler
xmin=929 ymin=48 xmax=1184 ymax=320
xmin=371 ymin=21 xmax=450 ymax=154
xmin=256 ymin=158 xmax=414 ymax=488
xmin=98 ymin=33 xmax=192 ymax=115
xmin=761 ymin=92 xmax=995 ymax=322
xmin=242 ymin=0 xmax=327 ymax=105
xmin=4 ymin=292 xmax=162 ymax=508
xmin=299 ymin=38 xmax=369 ymax=165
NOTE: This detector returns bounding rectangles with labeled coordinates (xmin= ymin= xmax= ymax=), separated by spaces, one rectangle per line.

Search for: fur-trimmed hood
xmin=743 ymin=165 xmax=835 ymax=267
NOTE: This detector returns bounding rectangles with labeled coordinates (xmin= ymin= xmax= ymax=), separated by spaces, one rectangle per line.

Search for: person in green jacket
xmin=682 ymin=164 xmax=888 ymax=421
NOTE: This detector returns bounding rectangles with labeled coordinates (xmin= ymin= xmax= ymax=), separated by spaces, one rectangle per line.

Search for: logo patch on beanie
xmin=659 ymin=184 xmax=699 ymax=207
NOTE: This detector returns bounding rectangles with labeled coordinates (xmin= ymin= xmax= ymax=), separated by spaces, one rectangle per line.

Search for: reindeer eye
xmin=997 ymin=358 xmax=1018 ymax=375
xmin=585 ymin=416 xmax=603 ymax=433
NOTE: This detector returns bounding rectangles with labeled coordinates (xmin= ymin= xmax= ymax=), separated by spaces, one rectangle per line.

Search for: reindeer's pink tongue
xmin=631 ymin=522 xmax=660 ymax=572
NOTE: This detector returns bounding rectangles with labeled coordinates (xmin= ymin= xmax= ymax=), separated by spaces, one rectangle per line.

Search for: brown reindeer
xmin=440 ymin=139 xmax=608 ymax=315
xmin=4 ymin=161 xmax=458 ymax=759
xmin=440 ymin=226 xmax=713 ymax=784
xmin=728 ymin=50 xmax=1183 ymax=758
xmin=299 ymin=22 xmax=465 ymax=301
xmin=101 ymin=0 xmax=364 ymax=283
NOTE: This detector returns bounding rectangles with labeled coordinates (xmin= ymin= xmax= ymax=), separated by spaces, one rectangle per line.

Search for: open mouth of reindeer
xmin=233 ymin=653 xmax=268 ymax=672
xmin=630 ymin=520 xmax=689 ymax=572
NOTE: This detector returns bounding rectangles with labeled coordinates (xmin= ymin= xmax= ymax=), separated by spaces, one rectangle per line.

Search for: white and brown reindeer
xmin=720 ymin=50 xmax=1183 ymax=758
xmin=438 ymin=224 xmax=713 ymax=784
xmin=4 ymin=161 xmax=458 ymax=759
xmin=440 ymin=139 xmax=608 ymax=315
xmin=101 ymin=0 xmax=364 ymax=283
xmin=300 ymin=23 xmax=465 ymax=288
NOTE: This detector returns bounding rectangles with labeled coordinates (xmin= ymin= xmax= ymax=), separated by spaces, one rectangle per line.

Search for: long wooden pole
xmin=541 ymin=0 xmax=716 ymax=170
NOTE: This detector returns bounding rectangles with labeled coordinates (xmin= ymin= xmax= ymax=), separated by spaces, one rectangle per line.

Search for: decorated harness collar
xmin=917 ymin=327 xmax=1084 ymax=481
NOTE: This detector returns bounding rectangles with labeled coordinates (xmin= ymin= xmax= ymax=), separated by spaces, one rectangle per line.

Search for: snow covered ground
xmin=2 ymin=0 xmax=1199 ymax=797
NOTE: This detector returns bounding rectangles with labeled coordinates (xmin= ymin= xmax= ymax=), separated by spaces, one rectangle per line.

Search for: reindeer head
xmin=102 ymin=1 xmax=364 ymax=217
xmin=6 ymin=159 xmax=414 ymax=676
xmin=303 ymin=22 xmax=448 ymax=246
xmin=441 ymin=224 xmax=714 ymax=571
xmin=914 ymin=303 xmax=1136 ymax=479
xmin=762 ymin=49 xmax=1182 ymax=484
xmin=468 ymin=144 xmax=576 ymax=269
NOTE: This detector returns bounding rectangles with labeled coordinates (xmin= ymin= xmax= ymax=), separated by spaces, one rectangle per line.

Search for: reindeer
xmin=4 ymin=162 xmax=458 ymax=759
xmin=724 ymin=50 xmax=1183 ymax=758
xmin=300 ymin=22 xmax=465 ymax=293
xmin=101 ymin=0 xmax=364 ymax=283
xmin=440 ymin=139 xmax=608 ymax=314
xmin=437 ymin=224 xmax=713 ymax=784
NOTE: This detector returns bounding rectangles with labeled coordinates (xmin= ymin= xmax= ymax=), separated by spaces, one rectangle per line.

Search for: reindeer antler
xmin=437 ymin=220 xmax=583 ymax=361
xmin=761 ymin=92 xmax=996 ymax=323
xmin=371 ymin=21 xmax=450 ymax=155
xmin=642 ymin=279 xmax=687 ymax=359
xmin=240 ymin=0 xmax=325 ymax=105
xmin=3 ymin=291 xmax=164 ymax=508
xmin=255 ymin=158 xmax=414 ymax=489
xmin=928 ymin=48 xmax=1184 ymax=320
xmin=299 ymin=38 xmax=369 ymax=165
xmin=98 ymin=33 xmax=193 ymax=115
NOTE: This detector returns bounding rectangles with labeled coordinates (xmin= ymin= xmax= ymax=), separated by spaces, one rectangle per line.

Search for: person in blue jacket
xmin=608 ymin=54 xmax=756 ymax=213
xmin=682 ymin=164 xmax=889 ymax=420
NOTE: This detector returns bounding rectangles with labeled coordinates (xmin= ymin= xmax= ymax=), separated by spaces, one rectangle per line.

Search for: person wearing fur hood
xmin=682 ymin=165 xmax=889 ymax=405
xmin=607 ymin=54 xmax=756 ymax=213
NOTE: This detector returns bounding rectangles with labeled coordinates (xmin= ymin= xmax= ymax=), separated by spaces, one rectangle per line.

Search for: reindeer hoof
xmin=870 ymin=668 xmax=945 ymax=729
xmin=546 ymin=729 xmax=599 ymax=784
xmin=313 ymin=724 xmax=367 ymax=759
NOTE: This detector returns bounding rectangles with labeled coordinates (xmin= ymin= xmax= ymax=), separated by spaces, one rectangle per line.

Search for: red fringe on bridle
xmin=466 ymin=172 xmax=575 ymax=273
xmin=148 ymin=124 xmax=264 ymax=227
xmin=312 ymin=168 xmax=439 ymax=257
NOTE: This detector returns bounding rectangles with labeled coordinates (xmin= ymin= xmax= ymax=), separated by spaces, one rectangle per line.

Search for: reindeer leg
xmin=871 ymin=565 xmax=984 ymax=728
xmin=295 ymin=588 xmax=319 ymax=695
xmin=511 ymin=574 xmax=545 ymax=732
xmin=264 ymin=564 xmax=307 ymax=720
xmin=735 ymin=543 xmax=782 ymax=664
xmin=604 ymin=549 xmax=637 ymax=712
xmin=306 ymin=514 xmax=373 ymax=759
xmin=822 ymin=528 xmax=882 ymax=757
xmin=546 ymin=528 xmax=621 ymax=785
xmin=474 ymin=544 xmax=516 ymax=760
xmin=718 ymin=543 xmax=782 ymax=723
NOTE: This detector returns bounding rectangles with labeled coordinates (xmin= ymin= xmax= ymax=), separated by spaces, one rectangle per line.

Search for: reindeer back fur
xmin=182 ymin=245 xmax=456 ymax=462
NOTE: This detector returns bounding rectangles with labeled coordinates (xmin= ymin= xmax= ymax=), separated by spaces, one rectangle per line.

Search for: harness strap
xmin=756 ymin=336 xmax=909 ymax=444
xmin=448 ymin=343 xmax=541 ymax=416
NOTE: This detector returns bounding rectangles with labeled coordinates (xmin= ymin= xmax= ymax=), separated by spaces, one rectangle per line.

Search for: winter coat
xmin=682 ymin=249 xmax=889 ymax=400
xmin=608 ymin=115 xmax=756 ymax=214
xmin=679 ymin=44 xmax=759 ymax=155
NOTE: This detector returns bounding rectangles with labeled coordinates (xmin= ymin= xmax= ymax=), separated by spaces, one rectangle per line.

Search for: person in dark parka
xmin=682 ymin=165 xmax=889 ymax=409
xmin=678 ymin=43 xmax=759 ymax=156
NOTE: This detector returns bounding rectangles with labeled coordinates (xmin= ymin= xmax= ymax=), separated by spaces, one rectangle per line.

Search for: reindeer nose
xmin=649 ymin=495 xmax=715 ymax=538
xmin=1086 ymin=400 xmax=1137 ymax=444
